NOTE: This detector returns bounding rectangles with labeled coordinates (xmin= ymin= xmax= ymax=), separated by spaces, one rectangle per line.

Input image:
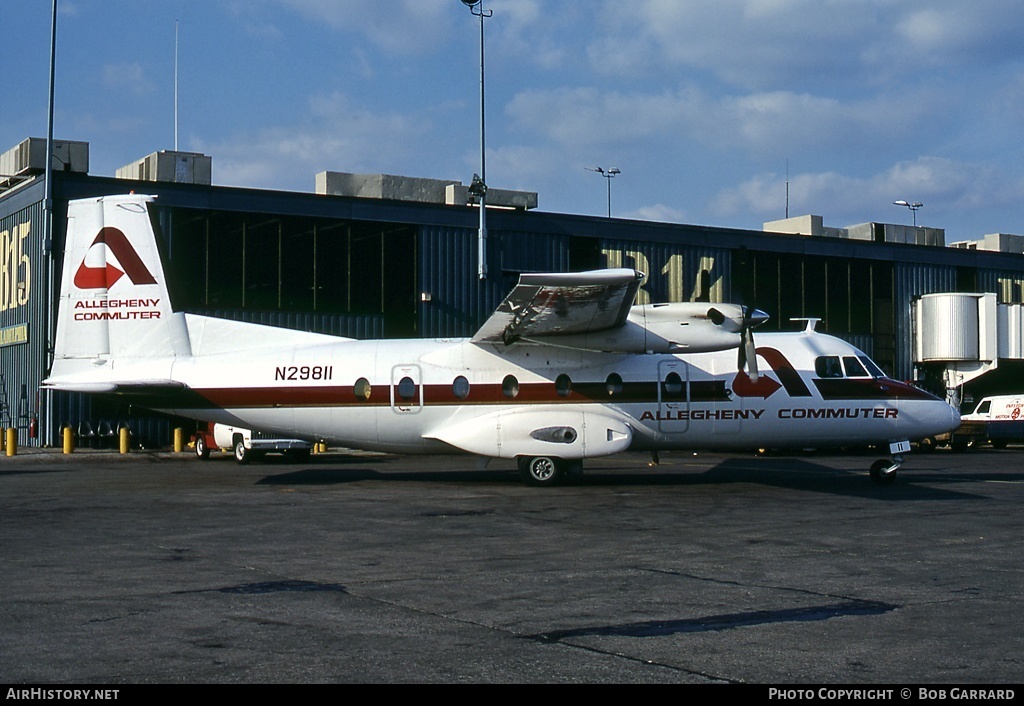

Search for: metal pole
xmin=43 ymin=0 xmax=58 ymax=447
xmin=587 ymin=167 xmax=620 ymax=218
xmin=463 ymin=1 xmax=491 ymax=280
xmin=477 ymin=3 xmax=487 ymax=280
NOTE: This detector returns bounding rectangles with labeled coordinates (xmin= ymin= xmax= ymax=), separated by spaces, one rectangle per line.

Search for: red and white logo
xmin=74 ymin=227 xmax=157 ymax=290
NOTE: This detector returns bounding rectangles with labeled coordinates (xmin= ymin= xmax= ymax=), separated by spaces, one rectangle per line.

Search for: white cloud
xmin=195 ymin=92 xmax=429 ymax=189
xmin=102 ymin=62 xmax=154 ymax=95
xmin=507 ymin=84 xmax=940 ymax=160
xmin=626 ymin=203 xmax=689 ymax=224
xmin=276 ymin=0 xmax=452 ymax=54
xmin=711 ymin=157 xmax=1024 ymax=233
xmin=590 ymin=0 xmax=1024 ymax=91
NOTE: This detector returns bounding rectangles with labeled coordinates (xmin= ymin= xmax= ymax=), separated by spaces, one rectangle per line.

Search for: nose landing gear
xmin=869 ymin=455 xmax=903 ymax=485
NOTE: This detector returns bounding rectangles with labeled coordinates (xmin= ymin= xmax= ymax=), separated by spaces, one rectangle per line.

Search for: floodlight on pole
xmin=893 ymin=199 xmax=923 ymax=227
xmin=461 ymin=0 xmax=492 ymax=280
xmin=586 ymin=166 xmax=621 ymax=218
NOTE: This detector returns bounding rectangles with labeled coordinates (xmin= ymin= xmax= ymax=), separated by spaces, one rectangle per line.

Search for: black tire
xmin=870 ymin=459 xmax=896 ymax=485
xmin=990 ymin=439 xmax=1008 ymax=450
xmin=916 ymin=437 xmax=936 ymax=453
xmin=517 ymin=456 xmax=565 ymax=486
xmin=195 ymin=434 xmax=210 ymax=460
xmin=233 ymin=439 xmax=251 ymax=465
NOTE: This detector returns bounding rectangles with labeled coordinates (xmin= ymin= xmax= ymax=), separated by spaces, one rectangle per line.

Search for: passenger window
xmin=452 ymin=376 xmax=470 ymax=400
xmin=606 ymin=373 xmax=623 ymax=397
xmin=354 ymin=377 xmax=372 ymax=401
xmin=502 ymin=375 xmax=519 ymax=398
xmin=555 ymin=374 xmax=572 ymax=398
xmin=976 ymin=401 xmax=991 ymax=415
xmin=397 ymin=376 xmax=416 ymax=400
xmin=842 ymin=356 xmax=869 ymax=378
xmin=663 ymin=371 xmax=684 ymax=398
xmin=815 ymin=356 xmax=844 ymax=378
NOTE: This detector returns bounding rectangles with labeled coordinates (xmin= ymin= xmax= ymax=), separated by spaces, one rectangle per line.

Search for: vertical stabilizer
xmin=53 ymin=194 xmax=188 ymax=366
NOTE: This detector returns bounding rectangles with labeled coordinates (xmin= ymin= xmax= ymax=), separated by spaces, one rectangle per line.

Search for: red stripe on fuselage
xmin=188 ymin=376 xmax=928 ymax=409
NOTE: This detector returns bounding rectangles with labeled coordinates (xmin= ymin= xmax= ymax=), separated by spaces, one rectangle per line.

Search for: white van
xmin=951 ymin=395 xmax=1024 ymax=450
xmin=961 ymin=395 xmax=1024 ymax=422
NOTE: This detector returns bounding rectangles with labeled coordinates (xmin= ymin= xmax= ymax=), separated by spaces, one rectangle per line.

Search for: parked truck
xmin=193 ymin=422 xmax=314 ymax=464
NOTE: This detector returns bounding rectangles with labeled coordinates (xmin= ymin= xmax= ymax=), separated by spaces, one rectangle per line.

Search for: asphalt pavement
xmin=1 ymin=446 xmax=1021 ymax=684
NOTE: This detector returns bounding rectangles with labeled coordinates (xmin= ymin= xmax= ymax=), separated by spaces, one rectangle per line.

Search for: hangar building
xmin=2 ymin=137 xmax=1024 ymax=447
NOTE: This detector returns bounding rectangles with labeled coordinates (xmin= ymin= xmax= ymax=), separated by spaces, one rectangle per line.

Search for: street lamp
xmin=893 ymin=199 xmax=923 ymax=227
xmin=587 ymin=166 xmax=621 ymax=218
xmin=461 ymin=0 xmax=491 ymax=280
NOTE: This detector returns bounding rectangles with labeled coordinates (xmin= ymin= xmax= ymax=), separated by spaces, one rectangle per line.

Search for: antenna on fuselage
xmin=791 ymin=317 xmax=821 ymax=333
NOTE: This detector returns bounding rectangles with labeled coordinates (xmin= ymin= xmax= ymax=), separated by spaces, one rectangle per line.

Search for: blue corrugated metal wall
xmin=417 ymin=225 xmax=572 ymax=338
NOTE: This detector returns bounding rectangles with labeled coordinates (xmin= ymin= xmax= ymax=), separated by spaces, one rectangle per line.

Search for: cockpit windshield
xmin=815 ymin=355 xmax=886 ymax=379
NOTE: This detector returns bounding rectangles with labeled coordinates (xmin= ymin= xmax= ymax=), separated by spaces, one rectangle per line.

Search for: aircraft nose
xmin=926 ymin=400 xmax=961 ymax=436
xmin=946 ymin=402 xmax=961 ymax=431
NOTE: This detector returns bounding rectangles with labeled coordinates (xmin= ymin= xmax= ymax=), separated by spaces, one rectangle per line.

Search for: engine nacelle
xmin=525 ymin=302 xmax=750 ymax=354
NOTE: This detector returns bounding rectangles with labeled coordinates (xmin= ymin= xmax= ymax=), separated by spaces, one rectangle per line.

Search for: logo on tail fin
xmin=73 ymin=227 xmax=157 ymax=290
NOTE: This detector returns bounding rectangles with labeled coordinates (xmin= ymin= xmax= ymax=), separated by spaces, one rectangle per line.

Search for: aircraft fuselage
xmin=123 ymin=328 xmax=957 ymax=458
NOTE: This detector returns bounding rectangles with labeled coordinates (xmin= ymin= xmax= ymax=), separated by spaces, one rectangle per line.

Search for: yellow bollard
xmin=119 ymin=426 xmax=130 ymax=454
xmin=63 ymin=426 xmax=75 ymax=454
xmin=173 ymin=427 xmax=184 ymax=453
xmin=6 ymin=427 xmax=16 ymax=456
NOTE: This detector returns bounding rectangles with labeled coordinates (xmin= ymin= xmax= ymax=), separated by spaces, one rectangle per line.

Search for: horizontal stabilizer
xmin=42 ymin=379 xmax=185 ymax=395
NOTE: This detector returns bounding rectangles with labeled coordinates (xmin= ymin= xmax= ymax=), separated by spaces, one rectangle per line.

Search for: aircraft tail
xmin=49 ymin=194 xmax=189 ymax=377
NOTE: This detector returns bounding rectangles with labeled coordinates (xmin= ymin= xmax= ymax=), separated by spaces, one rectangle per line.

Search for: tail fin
xmin=51 ymin=194 xmax=190 ymax=372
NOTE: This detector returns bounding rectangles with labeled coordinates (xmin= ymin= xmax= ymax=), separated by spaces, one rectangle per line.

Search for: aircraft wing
xmin=471 ymin=269 xmax=643 ymax=346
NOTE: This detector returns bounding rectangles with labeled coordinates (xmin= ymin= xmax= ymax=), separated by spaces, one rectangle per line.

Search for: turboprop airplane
xmin=43 ymin=194 xmax=960 ymax=485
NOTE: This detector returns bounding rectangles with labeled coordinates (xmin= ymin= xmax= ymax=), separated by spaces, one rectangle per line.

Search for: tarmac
xmin=1 ymin=445 xmax=1022 ymax=684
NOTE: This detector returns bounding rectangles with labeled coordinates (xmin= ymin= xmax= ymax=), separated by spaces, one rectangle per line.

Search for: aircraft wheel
xmin=194 ymin=434 xmax=210 ymax=460
xmin=869 ymin=459 xmax=896 ymax=485
xmin=233 ymin=440 xmax=252 ymax=465
xmin=518 ymin=456 xmax=565 ymax=486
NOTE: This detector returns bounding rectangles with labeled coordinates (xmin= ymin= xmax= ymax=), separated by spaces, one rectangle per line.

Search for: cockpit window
xmin=842 ymin=356 xmax=869 ymax=378
xmin=815 ymin=356 xmax=844 ymax=378
xmin=817 ymin=354 xmax=885 ymax=379
xmin=858 ymin=356 xmax=886 ymax=378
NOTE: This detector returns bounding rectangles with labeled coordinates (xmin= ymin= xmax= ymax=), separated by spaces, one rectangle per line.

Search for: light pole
xmin=461 ymin=0 xmax=491 ymax=280
xmin=893 ymin=199 xmax=923 ymax=227
xmin=43 ymin=0 xmax=58 ymax=447
xmin=587 ymin=167 xmax=620 ymax=218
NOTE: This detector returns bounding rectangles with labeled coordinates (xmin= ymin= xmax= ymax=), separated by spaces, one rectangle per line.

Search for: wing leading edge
xmin=471 ymin=269 xmax=644 ymax=346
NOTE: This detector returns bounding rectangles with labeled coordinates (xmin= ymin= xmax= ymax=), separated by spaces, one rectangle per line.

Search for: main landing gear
xmin=869 ymin=455 xmax=903 ymax=485
xmin=516 ymin=456 xmax=583 ymax=486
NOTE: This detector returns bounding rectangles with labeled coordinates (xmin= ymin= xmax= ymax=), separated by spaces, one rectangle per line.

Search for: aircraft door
xmin=391 ymin=364 xmax=422 ymax=414
xmin=657 ymin=359 xmax=690 ymax=434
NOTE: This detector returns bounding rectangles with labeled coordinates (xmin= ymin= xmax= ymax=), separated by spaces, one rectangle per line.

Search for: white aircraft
xmin=44 ymin=194 xmax=959 ymax=485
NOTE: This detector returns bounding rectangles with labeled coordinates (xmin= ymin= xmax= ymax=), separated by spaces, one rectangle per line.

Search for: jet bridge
xmin=913 ymin=293 xmax=1024 ymax=407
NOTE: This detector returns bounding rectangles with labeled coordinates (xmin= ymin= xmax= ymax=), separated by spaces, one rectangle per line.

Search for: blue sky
xmin=4 ymin=0 xmax=1024 ymax=241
